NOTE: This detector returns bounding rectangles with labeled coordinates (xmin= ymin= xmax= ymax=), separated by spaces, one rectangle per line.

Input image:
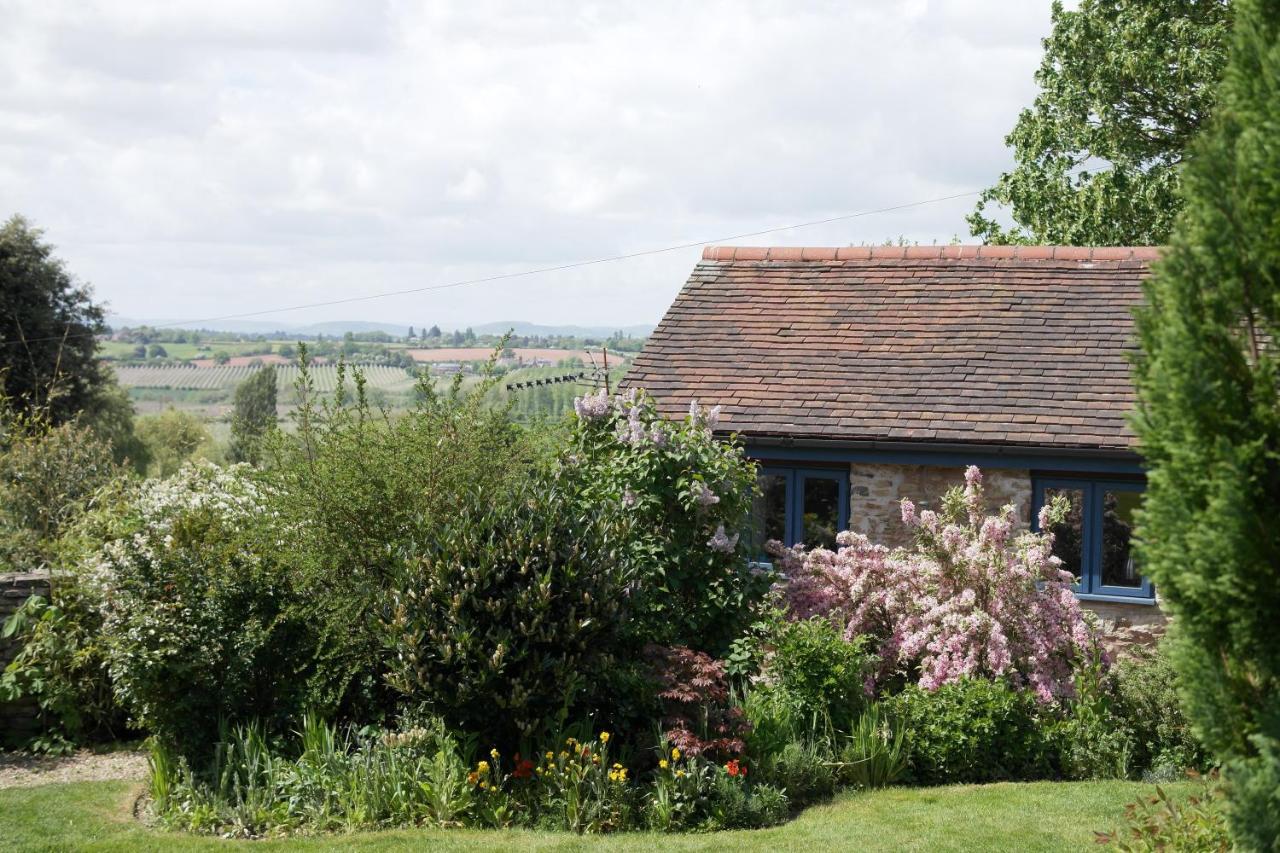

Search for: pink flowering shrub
xmin=775 ymin=466 xmax=1094 ymax=702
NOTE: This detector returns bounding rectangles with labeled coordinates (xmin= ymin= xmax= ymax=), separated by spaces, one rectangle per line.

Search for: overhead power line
xmin=3 ymin=189 xmax=979 ymax=348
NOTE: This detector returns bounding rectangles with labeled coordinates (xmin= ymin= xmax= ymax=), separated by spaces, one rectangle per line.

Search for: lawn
xmin=2 ymin=779 xmax=1173 ymax=852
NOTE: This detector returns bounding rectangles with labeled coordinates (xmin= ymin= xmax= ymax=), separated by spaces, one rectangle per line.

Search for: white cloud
xmin=0 ymin=0 xmax=1051 ymax=327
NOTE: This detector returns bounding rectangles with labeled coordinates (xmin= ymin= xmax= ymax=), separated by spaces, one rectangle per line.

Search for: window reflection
xmin=751 ymin=473 xmax=787 ymax=553
xmin=1101 ymin=490 xmax=1142 ymax=588
xmin=802 ymin=477 xmax=840 ymax=550
xmin=1045 ymin=487 xmax=1085 ymax=584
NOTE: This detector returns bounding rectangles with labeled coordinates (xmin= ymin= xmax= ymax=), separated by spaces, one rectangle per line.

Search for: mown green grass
xmin=2 ymin=778 xmax=1176 ymax=852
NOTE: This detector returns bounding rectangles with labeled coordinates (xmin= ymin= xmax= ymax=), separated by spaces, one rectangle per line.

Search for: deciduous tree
xmin=969 ymin=0 xmax=1232 ymax=245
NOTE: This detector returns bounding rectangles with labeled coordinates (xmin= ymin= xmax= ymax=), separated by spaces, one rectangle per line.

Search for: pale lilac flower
xmin=964 ymin=465 xmax=982 ymax=487
xmin=573 ymin=389 xmax=611 ymax=420
xmin=900 ymin=498 xmax=917 ymax=526
xmin=693 ymin=482 xmax=720 ymax=507
xmin=707 ymin=405 xmax=722 ymax=430
xmin=707 ymin=524 xmax=739 ymax=554
xmin=919 ymin=509 xmax=939 ymax=531
xmin=622 ymin=489 xmax=637 ymax=509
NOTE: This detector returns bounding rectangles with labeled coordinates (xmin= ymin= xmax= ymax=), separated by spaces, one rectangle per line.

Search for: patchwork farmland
xmin=115 ymin=364 xmax=419 ymax=394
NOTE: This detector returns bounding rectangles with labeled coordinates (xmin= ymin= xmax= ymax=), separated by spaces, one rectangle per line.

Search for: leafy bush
xmin=776 ymin=466 xmax=1094 ymax=702
xmin=761 ymin=618 xmax=875 ymax=731
xmin=94 ymin=463 xmax=316 ymax=760
xmin=0 ymin=399 xmax=122 ymax=571
xmin=884 ymin=679 xmax=1055 ymax=784
xmin=382 ymin=468 xmax=630 ymax=748
xmin=751 ymin=738 xmax=837 ymax=806
xmin=266 ymin=355 xmax=541 ymax=724
xmin=1109 ymin=643 xmax=1208 ymax=778
xmin=1051 ymin=651 xmax=1133 ymax=780
xmin=568 ymin=389 xmax=768 ymax=653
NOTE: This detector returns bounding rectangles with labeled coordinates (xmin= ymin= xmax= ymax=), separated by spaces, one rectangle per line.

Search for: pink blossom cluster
xmin=774 ymin=466 xmax=1093 ymax=703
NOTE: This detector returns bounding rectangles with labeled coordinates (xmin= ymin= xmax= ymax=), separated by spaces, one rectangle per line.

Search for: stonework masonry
xmin=1 ymin=572 xmax=52 ymax=741
xmin=844 ymin=462 xmax=1165 ymax=632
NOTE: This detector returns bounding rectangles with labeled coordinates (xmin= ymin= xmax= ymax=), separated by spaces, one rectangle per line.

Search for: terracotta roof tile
xmin=622 ymin=246 xmax=1157 ymax=452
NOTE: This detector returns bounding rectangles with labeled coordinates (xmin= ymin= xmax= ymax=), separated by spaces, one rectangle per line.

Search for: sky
xmin=0 ymin=0 xmax=1053 ymax=331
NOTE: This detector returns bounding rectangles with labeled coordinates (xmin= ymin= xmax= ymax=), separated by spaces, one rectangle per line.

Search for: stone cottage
xmin=622 ymin=244 xmax=1162 ymax=627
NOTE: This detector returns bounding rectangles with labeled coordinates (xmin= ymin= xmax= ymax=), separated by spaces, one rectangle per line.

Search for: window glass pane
xmin=801 ymin=476 xmax=841 ymax=551
xmin=1044 ymin=487 xmax=1085 ymax=585
xmin=751 ymin=473 xmax=788 ymax=553
xmin=1101 ymin=490 xmax=1143 ymax=588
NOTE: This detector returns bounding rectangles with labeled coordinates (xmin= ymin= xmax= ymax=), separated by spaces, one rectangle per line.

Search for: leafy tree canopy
xmin=969 ymin=0 xmax=1233 ymax=246
xmin=228 ymin=367 xmax=277 ymax=465
xmin=0 ymin=215 xmax=111 ymax=422
xmin=1132 ymin=0 xmax=1280 ymax=844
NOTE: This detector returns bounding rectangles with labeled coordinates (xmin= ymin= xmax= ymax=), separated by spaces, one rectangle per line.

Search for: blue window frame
xmin=751 ymin=465 xmax=849 ymax=554
xmin=1032 ymin=477 xmax=1153 ymax=602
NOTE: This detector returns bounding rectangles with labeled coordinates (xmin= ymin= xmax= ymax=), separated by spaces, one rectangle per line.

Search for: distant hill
xmin=107 ymin=316 xmax=654 ymax=339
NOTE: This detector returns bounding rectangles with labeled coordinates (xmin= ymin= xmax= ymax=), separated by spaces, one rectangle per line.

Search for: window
xmin=750 ymin=466 xmax=849 ymax=554
xmin=1032 ymin=477 xmax=1151 ymax=601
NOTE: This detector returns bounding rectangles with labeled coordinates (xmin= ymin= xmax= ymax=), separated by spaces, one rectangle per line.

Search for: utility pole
xmin=602 ymin=346 xmax=610 ymax=393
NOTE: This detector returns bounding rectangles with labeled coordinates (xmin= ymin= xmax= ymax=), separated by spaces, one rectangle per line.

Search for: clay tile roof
xmin=622 ymin=246 xmax=1159 ymax=453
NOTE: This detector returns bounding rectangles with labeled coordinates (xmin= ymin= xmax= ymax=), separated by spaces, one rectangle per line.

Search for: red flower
xmin=513 ymin=758 xmax=535 ymax=779
xmin=725 ymin=759 xmax=742 ymax=777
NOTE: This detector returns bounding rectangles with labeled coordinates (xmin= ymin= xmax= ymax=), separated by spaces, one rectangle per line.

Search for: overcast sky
xmin=0 ymin=1 xmax=1052 ymax=330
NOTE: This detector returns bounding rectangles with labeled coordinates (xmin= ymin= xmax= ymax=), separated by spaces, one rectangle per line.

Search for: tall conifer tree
xmin=1132 ymin=0 xmax=1280 ymax=844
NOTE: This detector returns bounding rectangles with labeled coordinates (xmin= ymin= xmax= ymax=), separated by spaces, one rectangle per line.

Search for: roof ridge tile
xmin=700 ymin=245 xmax=1161 ymax=262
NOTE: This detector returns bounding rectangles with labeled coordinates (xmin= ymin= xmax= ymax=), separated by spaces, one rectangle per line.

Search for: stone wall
xmin=847 ymin=462 xmax=1033 ymax=547
xmin=843 ymin=461 xmax=1166 ymax=630
xmin=0 ymin=572 xmax=52 ymax=741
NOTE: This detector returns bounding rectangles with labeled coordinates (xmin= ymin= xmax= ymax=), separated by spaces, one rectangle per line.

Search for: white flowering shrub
xmin=567 ymin=389 xmax=767 ymax=653
xmin=93 ymin=462 xmax=315 ymax=758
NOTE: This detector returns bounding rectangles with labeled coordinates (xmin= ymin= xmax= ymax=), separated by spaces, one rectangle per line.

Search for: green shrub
xmin=884 ymin=679 xmax=1054 ymax=784
xmin=266 ymin=355 xmax=542 ymax=724
xmin=382 ymin=468 xmax=630 ymax=748
xmin=1109 ymin=643 xmax=1208 ymax=778
xmin=96 ymin=463 xmax=316 ymax=760
xmin=763 ymin=619 xmax=875 ymax=731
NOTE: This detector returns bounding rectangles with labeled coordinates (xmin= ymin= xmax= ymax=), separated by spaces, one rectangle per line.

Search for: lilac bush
xmin=567 ymin=388 xmax=766 ymax=653
xmin=775 ymin=466 xmax=1095 ymax=702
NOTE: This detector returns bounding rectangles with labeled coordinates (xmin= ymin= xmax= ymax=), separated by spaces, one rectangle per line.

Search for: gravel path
xmin=0 ymin=748 xmax=147 ymax=789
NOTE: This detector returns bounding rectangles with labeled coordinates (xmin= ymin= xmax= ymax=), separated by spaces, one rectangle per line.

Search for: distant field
xmin=99 ymin=340 xmax=278 ymax=360
xmin=407 ymin=347 xmax=625 ymax=365
xmin=116 ymin=364 xmax=418 ymax=393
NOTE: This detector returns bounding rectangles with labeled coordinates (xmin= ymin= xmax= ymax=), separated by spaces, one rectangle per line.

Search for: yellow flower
xmin=559 ymin=750 xmax=569 ymax=760
xmin=671 ymin=747 xmax=681 ymax=761
xmin=659 ymin=759 xmax=669 ymax=770
xmin=477 ymin=760 xmax=490 ymax=773
xmin=489 ymin=748 xmax=500 ymax=760
xmin=612 ymin=763 xmax=623 ymax=769
xmin=479 ymin=781 xmax=488 ymax=790
xmin=599 ymin=732 xmax=611 ymax=743
xmin=675 ymin=770 xmax=686 ymax=779
xmin=545 ymin=751 xmax=554 ymax=761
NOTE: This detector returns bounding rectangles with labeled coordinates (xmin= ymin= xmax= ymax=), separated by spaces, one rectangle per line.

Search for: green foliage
xmin=265 ymin=352 xmax=542 ymax=724
xmin=0 ymin=398 xmax=122 ymax=571
xmin=884 ymin=679 xmax=1054 ymax=784
xmin=0 ymin=586 xmax=127 ymax=751
xmin=134 ymin=408 xmax=215 ymax=478
xmin=763 ymin=619 xmax=875 ymax=732
xmin=568 ymin=390 xmax=767 ymax=654
xmin=96 ymin=464 xmax=316 ymax=761
xmin=1051 ymin=651 xmax=1133 ymax=781
xmin=1130 ymin=0 xmax=1280 ymax=845
xmin=969 ymin=0 xmax=1232 ymax=245
xmin=0 ymin=215 xmax=112 ymax=423
xmin=1109 ymin=644 xmax=1208 ymax=777
xmin=383 ymin=469 xmax=630 ymax=747
xmin=1096 ymin=771 xmax=1230 ymax=851
xmin=838 ymin=704 xmax=909 ymax=790
xmin=227 ymin=367 xmax=277 ymax=465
